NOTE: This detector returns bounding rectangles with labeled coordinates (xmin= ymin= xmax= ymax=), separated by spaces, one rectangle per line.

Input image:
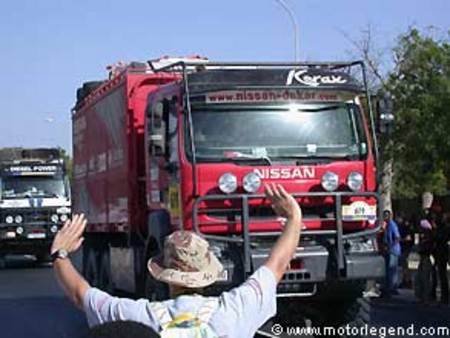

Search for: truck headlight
xmin=218 ymin=173 xmax=237 ymax=194
xmin=60 ymin=214 xmax=69 ymax=222
xmin=5 ymin=215 xmax=14 ymax=224
xmin=16 ymin=226 xmax=24 ymax=235
xmin=14 ymin=215 xmax=23 ymax=224
xmin=51 ymin=214 xmax=59 ymax=223
xmin=347 ymin=172 xmax=363 ymax=191
xmin=321 ymin=171 xmax=339 ymax=192
xmin=50 ymin=225 xmax=59 ymax=233
xmin=243 ymin=172 xmax=261 ymax=193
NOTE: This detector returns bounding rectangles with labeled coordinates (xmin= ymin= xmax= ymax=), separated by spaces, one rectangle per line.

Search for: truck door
xmin=147 ymin=94 xmax=181 ymax=228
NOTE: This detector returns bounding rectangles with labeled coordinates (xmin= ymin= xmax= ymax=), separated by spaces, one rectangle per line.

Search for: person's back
xmin=51 ymin=184 xmax=302 ymax=338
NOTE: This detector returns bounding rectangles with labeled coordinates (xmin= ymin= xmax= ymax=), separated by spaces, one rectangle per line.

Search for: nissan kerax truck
xmin=0 ymin=148 xmax=71 ymax=263
xmin=73 ymin=57 xmax=390 ymax=327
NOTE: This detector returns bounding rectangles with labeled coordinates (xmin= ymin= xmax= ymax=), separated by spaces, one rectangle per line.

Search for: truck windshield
xmin=186 ymin=103 xmax=367 ymax=161
xmin=1 ymin=176 xmax=67 ymax=199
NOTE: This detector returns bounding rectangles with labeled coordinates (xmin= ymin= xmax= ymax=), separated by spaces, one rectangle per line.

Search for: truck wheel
xmin=341 ymin=297 xmax=371 ymax=333
xmin=98 ymin=246 xmax=113 ymax=293
xmin=84 ymin=246 xmax=100 ymax=287
xmin=317 ymin=297 xmax=371 ymax=338
xmin=144 ymin=273 xmax=169 ymax=301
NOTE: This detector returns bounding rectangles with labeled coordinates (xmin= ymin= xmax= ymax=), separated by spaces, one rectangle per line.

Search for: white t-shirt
xmin=83 ymin=266 xmax=277 ymax=338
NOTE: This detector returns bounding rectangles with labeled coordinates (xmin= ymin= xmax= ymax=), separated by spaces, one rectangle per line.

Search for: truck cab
xmin=0 ymin=148 xmax=71 ymax=263
xmin=144 ymin=61 xmax=385 ymax=323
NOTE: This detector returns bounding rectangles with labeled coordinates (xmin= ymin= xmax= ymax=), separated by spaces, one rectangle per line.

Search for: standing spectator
xmin=364 ymin=215 xmax=388 ymax=298
xmin=398 ymin=218 xmax=414 ymax=288
xmin=431 ymin=212 xmax=449 ymax=304
xmin=51 ymin=184 xmax=302 ymax=338
xmin=382 ymin=210 xmax=401 ymax=297
xmin=415 ymin=212 xmax=435 ymax=304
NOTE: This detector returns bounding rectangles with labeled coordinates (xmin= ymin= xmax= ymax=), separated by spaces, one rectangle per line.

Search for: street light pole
xmin=275 ymin=0 xmax=299 ymax=61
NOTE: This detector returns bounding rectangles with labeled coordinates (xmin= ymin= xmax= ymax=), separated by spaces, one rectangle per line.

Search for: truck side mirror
xmin=377 ymin=94 xmax=394 ymax=135
xmin=150 ymin=102 xmax=166 ymax=156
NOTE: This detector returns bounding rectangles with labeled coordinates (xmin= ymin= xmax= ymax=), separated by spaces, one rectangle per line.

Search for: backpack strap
xmin=148 ymin=301 xmax=173 ymax=329
xmin=196 ymin=298 xmax=219 ymax=323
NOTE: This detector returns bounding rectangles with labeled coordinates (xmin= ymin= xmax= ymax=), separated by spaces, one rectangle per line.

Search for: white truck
xmin=0 ymin=148 xmax=71 ymax=264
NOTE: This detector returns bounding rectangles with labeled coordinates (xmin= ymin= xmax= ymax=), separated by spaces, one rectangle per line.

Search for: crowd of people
xmin=380 ymin=206 xmax=450 ymax=305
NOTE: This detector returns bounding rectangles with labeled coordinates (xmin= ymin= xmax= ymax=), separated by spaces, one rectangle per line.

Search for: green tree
xmin=386 ymin=28 xmax=450 ymax=198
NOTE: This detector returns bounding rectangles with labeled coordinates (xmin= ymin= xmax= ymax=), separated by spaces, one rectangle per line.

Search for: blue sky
xmin=0 ymin=0 xmax=448 ymax=153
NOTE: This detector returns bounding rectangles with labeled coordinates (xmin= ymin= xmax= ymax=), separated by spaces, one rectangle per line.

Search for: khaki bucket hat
xmin=147 ymin=231 xmax=224 ymax=288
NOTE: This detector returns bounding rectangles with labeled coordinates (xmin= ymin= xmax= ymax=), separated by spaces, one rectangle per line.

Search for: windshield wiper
xmin=226 ymin=153 xmax=272 ymax=165
xmin=302 ymin=104 xmax=344 ymax=112
xmin=274 ymin=154 xmax=357 ymax=161
xmin=197 ymin=153 xmax=272 ymax=165
xmin=42 ymin=192 xmax=62 ymax=198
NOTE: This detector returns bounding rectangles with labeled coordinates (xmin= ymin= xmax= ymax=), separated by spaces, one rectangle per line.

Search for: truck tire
xmin=98 ymin=246 xmax=113 ymax=293
xmin=138 ymin=209 xmax=171 ymax=300
xmin=140 ymin=236 xmax=169 ymax=300
xmin=318 ymin=297 xmax=371 ymax=338
xmin=312 ymin=282 xmax=371 ymax=338
xmin=84 ymin=245 xmax=100 ymax=287
xmin=144 ymin=273 xmax=169 ymax=301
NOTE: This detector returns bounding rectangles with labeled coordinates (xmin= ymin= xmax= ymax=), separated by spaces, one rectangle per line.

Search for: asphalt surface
xmin=0 ymin=255 xmax=449 ymax=338
xmin=0 ymin=253 xmax=88 ymax=338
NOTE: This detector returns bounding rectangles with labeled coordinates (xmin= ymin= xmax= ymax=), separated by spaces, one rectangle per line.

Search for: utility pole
xmin=275 ymin=0 xmax=299 ymax=61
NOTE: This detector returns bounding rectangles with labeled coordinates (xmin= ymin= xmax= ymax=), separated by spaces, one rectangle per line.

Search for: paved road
xmin=0 ymin=255 xmax=449 ymax=338
xmin=370 ymin=289 xmax=450 ymax=337
xmin=0 ymin=254 xmax=88 ymax=338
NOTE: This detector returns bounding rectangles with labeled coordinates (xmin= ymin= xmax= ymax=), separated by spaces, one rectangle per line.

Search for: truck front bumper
xmin=0 ymin=223 xmax=58 ymax=255
xmin=193 ymin=191 xmax=384 ymax=296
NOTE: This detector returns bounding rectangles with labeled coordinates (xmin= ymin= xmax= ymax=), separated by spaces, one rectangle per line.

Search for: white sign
xmin=286 ymin=69 xmax=348 ymax=87
xmin=342 ymin=201 xmax=377 ymax=222
xmin=254 ymin=167 xmax=315 ymax=180
xmin=27 ymin=233 xmax=46 ymax=239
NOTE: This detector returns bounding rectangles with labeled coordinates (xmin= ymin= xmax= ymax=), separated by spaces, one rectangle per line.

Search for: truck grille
xmin=202 ymin=204 xmax=335 ymax=221
xmin=24 ymin=211 xmax=51 ymax=223
xmin=13 ymin=210 xmax=53 ymax=224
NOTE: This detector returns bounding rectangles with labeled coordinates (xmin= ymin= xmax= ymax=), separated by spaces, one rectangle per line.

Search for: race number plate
xmin=342 ymin=201 xmax=377 ymax=222
xmin=27 ymin=233 xmax=46 ymax=239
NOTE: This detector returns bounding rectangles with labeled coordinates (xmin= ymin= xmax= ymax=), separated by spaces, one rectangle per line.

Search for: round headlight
xmin=50 ymin=225 xmax=59 ymax=233
xmin=218 ymin=173 xmax=238 ymax=194
xmin=51 ymin=214 xmax=59 ymax=223
xmin=15 ymin=215 xmax=23 ymax=224
xmin=347 ymin=172 xmax=363 ymax=191
xmin=60 ymin=214 xmax=69 ymax=222
xmin=243 ymin=172 xmax=262 ymax=193
xmin=16 ymin=226 xmax=24 ymax=235
xmin=321 ymin=171 xmax=339 ymax=192
xmin=5 ymin=215 xmax=14 ymax=224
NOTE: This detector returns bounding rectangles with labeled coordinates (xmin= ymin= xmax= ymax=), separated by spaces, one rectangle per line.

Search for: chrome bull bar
xmin=192 ymin=191 xmax=382 ymax=279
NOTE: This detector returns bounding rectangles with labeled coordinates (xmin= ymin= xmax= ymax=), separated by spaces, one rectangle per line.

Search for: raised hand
xmin=50 ymin=214 xmax=87 ymax=255
xmin=264 ymin=183 xmax=302 ymax=221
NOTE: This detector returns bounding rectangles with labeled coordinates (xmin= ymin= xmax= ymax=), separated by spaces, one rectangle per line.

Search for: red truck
xmin=72 ymin=57 xmax=389 ymax=327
